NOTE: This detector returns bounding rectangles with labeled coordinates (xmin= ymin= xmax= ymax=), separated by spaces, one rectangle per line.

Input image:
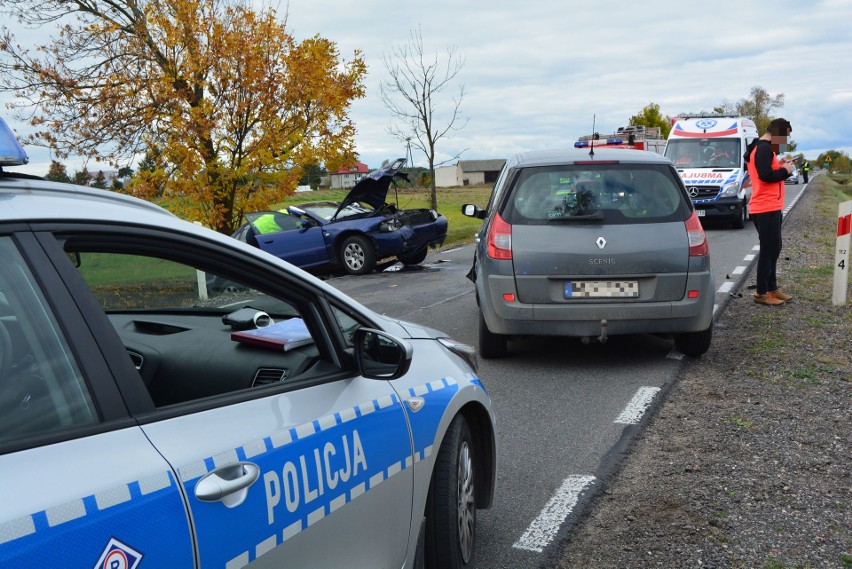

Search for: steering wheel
xmin=0 ymin=320 xmax=12 ymax=381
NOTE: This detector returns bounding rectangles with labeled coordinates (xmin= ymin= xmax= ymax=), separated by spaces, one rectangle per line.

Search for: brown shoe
xmin=770 ymin=288 xmax=793 ymax=301
xmin=754 ymin=292 xmax=785 ymax=306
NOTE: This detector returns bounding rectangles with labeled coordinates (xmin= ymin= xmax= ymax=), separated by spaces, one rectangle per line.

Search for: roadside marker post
xmin=833 ymin=200 xmax=852 ymax=306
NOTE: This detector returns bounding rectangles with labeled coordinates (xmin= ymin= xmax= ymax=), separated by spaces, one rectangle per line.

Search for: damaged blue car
xmin=233 ymin=158 xmax=448 ymax=275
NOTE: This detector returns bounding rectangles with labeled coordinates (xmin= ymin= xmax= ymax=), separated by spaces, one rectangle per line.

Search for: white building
xmin=434 ymin=159 xmax=506 ymax=188
xmin=330 ymin=162 xmax=370 ymax=189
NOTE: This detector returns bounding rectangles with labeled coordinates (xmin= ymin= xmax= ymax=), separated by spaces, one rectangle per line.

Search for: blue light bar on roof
xmin=574 ymin=141 xmax=589 ymax=148
xmin=0 ymin=118 xmax=29 ymax=167
xmin=606 ymin=138 xmax=623 ymax=145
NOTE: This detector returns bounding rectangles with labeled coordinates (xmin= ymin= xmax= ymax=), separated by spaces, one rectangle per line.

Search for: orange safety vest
xmin=746 ymin=146 xmax=785 ymax=214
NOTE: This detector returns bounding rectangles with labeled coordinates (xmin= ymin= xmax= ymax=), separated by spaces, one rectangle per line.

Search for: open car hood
xmin=334 ymin=157 xmax=409 ymax=218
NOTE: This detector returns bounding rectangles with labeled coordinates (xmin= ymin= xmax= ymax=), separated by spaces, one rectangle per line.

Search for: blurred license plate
xmin=696 ymin=209 xmax=706 ymax=217
xmin=565 ymin=280 xmax=639 ymax=298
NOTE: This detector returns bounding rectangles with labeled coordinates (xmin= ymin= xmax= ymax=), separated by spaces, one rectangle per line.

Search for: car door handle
xmin=195 ymin=462 xmax=260 ymax=508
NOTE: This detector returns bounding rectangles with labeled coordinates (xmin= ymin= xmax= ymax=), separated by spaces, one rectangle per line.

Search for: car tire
xmin=478 ymin=312 xmax=507 ymax=359
xmin=339 ymin=235 xmax=376 ymax=275
xmin=674 ymin=320 xmax=713 ymax=356
xmin=398 ymin=247 xmax=428 ymax=266
xmin=424 ymin=415 xmax=476 ymax=569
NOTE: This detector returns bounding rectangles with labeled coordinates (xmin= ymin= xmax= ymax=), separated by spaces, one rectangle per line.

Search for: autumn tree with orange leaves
xmin=0 ymin=0 xmax=366 ymax=233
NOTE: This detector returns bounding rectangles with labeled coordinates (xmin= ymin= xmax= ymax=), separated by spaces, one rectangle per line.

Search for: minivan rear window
xmin=502 ymin=164 xmax=689 ymax=225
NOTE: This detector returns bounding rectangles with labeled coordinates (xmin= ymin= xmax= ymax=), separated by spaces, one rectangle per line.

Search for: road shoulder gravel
xmin=555 ymin=176 xmax=852 ymax=569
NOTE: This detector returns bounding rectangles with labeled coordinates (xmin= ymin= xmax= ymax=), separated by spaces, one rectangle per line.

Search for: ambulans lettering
xmin=264 ymin=430 xmax=367 ymax=525
xmin=682 ymin=172 xmax=723 ymax=180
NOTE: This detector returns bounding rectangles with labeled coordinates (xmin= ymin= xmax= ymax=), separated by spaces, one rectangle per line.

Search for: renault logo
xmin=688 ymin=186 xmax=700 ymax=198
xmin=596 ymin=236 xmax=606 ymax=249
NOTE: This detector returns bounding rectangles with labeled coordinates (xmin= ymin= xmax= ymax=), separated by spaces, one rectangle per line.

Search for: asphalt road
xmin=328 ymin=180 xmax=809 ymax=568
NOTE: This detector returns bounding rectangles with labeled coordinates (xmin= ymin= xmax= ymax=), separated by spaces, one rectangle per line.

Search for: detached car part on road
xmin=233 ymin=158 xmax=448 ymax=276
xmin=463 ymin=148 xmax=715 ymax=359
xmin=0 ymin=120 xmax=494 ymax=569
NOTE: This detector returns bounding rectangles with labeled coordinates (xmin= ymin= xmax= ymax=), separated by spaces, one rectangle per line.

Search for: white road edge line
xmin=512 ymin=475 xmax=596 ymax=553
xmin=614 ymin=386 xmax=661 ymax=425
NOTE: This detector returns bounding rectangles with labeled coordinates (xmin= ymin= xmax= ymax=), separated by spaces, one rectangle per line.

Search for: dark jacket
xmin=744 ymin=139 xmax=789 ymax=214
xmin=743 ymin=139 xmax=790 ymax=183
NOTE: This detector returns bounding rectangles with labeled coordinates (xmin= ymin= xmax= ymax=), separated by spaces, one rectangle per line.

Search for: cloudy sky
xmin=5 ymin=0 xmax=852 ymax=175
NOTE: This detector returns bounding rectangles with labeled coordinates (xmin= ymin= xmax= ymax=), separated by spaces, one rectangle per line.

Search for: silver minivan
xmin=463 ymin=148 xmax=715 ymax=358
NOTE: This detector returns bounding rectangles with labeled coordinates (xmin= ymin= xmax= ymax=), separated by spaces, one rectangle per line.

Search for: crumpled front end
xmin=397 ymin=209 xmax=448 ymax=251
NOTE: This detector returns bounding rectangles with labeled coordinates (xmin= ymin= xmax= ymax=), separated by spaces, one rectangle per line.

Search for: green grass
xmin=728 ymin=416 xmax=755 ymax=429
xmin=76 ymin=252 xmax=195 ymax=286
xmin=760 ymin=558 xmax=785 ymax=569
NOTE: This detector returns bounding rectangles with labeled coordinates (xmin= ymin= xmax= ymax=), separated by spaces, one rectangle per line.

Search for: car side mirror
xmin=353 ymin=328 xmax=412 ymax=380
xmin=461 ymin=203 xmax=486 ymax=219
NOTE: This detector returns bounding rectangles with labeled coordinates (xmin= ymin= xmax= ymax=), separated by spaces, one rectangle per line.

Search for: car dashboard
xmin=107 ymin=312 xmax=324 ymax=407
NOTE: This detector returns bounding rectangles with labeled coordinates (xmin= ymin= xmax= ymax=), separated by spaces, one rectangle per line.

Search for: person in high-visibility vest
xmin=802 ymin=160 xmax=810 ymax=183
xmin=744 ymin=118 xmax=795 ymax=306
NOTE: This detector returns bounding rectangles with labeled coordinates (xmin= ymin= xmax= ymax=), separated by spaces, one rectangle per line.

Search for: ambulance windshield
xmin=665 ymin=139 xmax=740 ymax=169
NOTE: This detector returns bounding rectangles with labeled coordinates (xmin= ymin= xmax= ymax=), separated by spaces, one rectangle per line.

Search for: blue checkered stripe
xmin=404 ymin=377 xmax=461 ymax=486
xmin=194 ymin=377 xmax=461 ymax=569
xmin=0 ymin=469 xmax=193 ymax=567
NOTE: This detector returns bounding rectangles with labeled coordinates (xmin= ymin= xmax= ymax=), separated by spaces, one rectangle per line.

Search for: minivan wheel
xmin=479 ymin=313 xmax=507 ymax=359
xmin=675 ymin=320 xmax=713 ymax=356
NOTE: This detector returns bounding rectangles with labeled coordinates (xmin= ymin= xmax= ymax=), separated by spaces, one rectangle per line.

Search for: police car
xmin=0 ymin=118 xmax=496 ymax=568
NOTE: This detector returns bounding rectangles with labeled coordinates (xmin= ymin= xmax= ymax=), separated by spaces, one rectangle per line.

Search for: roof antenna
xmin=589 ymin=114 xmax=597 ymax=157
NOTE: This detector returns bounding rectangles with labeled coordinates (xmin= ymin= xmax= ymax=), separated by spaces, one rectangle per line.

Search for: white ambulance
xmin=664 ymin=116 xmax=758 ymax=229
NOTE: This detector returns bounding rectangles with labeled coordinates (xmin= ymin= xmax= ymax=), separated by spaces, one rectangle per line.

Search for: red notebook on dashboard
xmin=230 ymin=318 xmax=313 ymax=351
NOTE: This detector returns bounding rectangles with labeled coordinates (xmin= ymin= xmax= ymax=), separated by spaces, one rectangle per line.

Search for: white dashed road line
xmin=614 ymin=386 xmax=661 ymax=425
xmin=512 ymin=475 xmax=596 ymax=553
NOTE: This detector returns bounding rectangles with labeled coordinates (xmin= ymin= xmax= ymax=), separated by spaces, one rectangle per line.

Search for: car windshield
xmin=664 ymin=139 xmax=741 ymax=168
xmin=503 ymin=163 xmax=686 ymax=225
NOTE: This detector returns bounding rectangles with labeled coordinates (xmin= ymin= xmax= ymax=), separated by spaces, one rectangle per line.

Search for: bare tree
xmin=380 ymin=27 xmax=467 ymax=210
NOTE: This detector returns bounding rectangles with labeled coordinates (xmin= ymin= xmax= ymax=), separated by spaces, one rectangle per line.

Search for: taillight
xmin=487 ymin=212 xmax=512 ymax=259
xmin=685 ymin=211 xmax=708 ymax=256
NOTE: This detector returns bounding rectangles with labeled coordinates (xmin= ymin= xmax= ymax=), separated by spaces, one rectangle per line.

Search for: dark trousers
xmin=803 ymin=170 xmax=809 ymax=182
xmin=752 ymin=210 xmax=783 ymax=294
